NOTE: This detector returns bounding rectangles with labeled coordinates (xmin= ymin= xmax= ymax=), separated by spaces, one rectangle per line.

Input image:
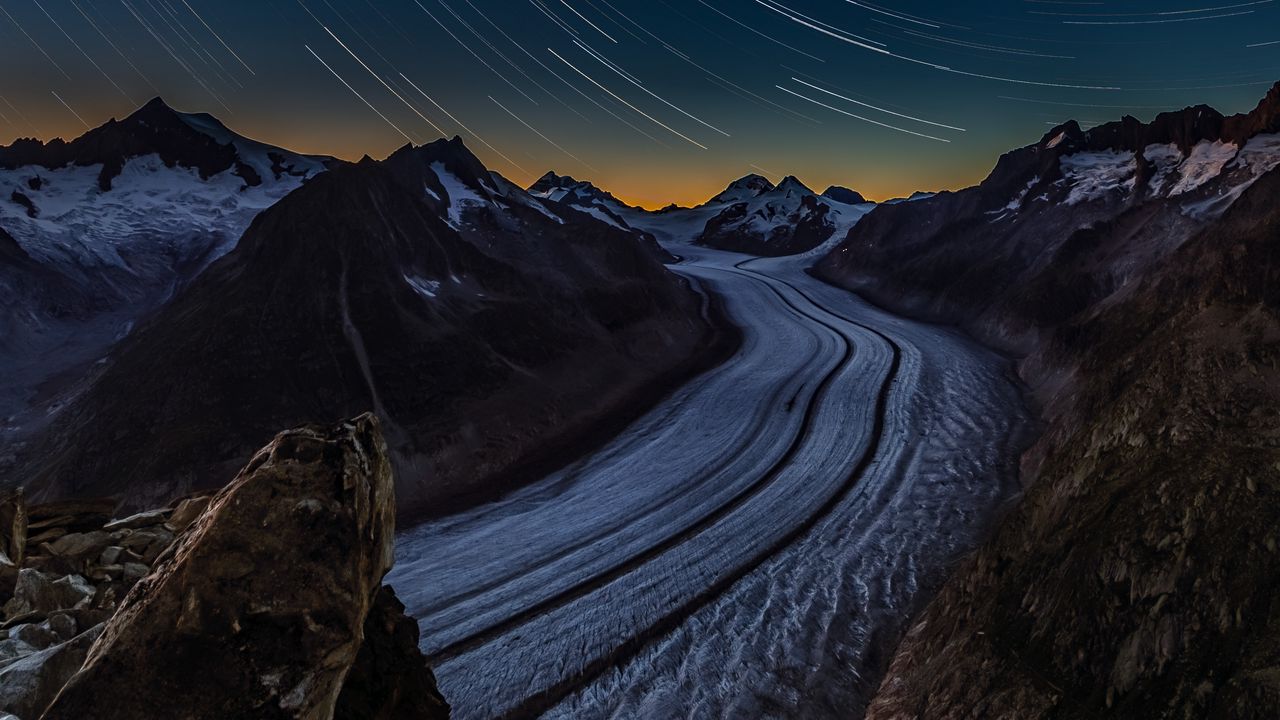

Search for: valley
xmin=390 ymin=235 xmax=1034 ymax=718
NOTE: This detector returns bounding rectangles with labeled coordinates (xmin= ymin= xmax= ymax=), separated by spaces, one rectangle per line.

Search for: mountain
xmin=815 ymin=83 xmax=1280 ymax=350
xmin=6 ymin=136 xmax=732 ymax=519
xmin=820 ymin=185 xmax=867 ymax=205
xmin=523 ymin=171 xmax=876 ymax=257
xmin=696 ymin=174 xmax=875 ymax=256
xmin=0 ymin=98 xmax=332 ymax=448
xmin=528 ymin=171 xmax=630 ymax=217
xmin=813 ymin=82 xmax=1280 ymax=718
xmin=525 ymin=170 xmax=675 ymax=262
xmin=704 ymin=173 xmax=775 ymax=205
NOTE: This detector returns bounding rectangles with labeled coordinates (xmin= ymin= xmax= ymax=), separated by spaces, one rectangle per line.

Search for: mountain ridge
xmin=5 ymin=126 xmax=736 ymax=520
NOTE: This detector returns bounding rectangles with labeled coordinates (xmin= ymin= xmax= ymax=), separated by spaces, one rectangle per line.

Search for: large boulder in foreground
xmin=42 ymin=414 xmax=405 ymax=719
xmin=335 ymin=585 xmax=449 ymax=719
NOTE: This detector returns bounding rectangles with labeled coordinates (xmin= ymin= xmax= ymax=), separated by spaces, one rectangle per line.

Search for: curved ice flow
xmin=389 ymin=238 xmax=1033 ymax=719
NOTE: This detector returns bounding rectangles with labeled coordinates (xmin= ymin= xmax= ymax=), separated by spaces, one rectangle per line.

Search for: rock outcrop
xmin=0 ymin=415 xmax=447 ymax=720
xmin=334 ymin=586 xmax=450 ymax=720
xmin=41 ymin=414 xmax=417 ymax=719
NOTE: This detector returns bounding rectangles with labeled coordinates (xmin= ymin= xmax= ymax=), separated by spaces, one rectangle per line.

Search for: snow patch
xmin=430 ymin=161 xmax=488 ymax=228
xmin=404 ymin=274 xmax=441 ymax=299
xmin=582 ymin=205 xmax=627 ymax=230
xmin=1169 ymin=140 xmax=1239 ymax=196
xmin=0 ymin=153 xmax=311 ymax=267
xmin=990 ymin=178 xmax=1037 ymax=217
xmin=1181 ymin=133 xmax=1280 ymax=219
xmin=1059 ymin=151 xmax=1137 ymax=205
xmin=1142 ymin=144 xmax=1183 ymax=196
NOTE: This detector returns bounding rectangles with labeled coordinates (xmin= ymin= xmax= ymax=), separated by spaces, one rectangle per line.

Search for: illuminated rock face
xmin=43 ymin=414 xmax=447 ymax=720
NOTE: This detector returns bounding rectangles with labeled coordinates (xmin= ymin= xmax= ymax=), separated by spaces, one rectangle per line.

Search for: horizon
xmin=1 ymin=1 xmax=1278 ymax=206
xmin=7 ymin=80 xmax=1280 ymax=210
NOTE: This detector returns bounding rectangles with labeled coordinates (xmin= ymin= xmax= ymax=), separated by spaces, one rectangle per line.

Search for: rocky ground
xmin=0 ymin=414 xmax=447 ymax=719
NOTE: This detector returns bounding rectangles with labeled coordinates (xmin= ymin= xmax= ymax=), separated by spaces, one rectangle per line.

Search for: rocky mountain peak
xmin=530 ymin=170 xmax=576 ymax=192
xmin=0 ymin=97 xmax=256 ymax=190
xmin=821 ymin=186 xmax=870 ymax=205
xmin=775 ymin=175 xmax=814 ymax=196
xmin=707 ymin=173 xmax=775 ymax=204
xmin=388 ymin=135 xmax=492 ymax=189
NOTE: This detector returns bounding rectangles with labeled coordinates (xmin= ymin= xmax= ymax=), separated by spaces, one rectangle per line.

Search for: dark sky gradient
xmin=1 ymin=0 xmax=1278 ymax=205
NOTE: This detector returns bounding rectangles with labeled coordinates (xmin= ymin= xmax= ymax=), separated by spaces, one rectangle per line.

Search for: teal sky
xmin=1 ymin=0 xmax=1277 ymax=205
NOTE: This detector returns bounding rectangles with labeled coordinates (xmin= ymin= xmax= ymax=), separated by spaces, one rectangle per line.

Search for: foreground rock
xmin=335 ymin=586 xmax=449 ymax=720
xmin=36 ymin=414 xmax=437 ymax=719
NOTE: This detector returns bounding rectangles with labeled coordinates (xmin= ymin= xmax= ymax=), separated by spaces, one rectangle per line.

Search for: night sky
xmin=0 ymin=1 xmax=1277 ymax=206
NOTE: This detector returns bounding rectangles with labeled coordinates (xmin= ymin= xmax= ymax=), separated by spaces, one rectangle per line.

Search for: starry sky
xmin=0 ymin=1 xmax=1277 ymax=206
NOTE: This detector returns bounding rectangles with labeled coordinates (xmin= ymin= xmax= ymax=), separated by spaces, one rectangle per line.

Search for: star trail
xmin=0 ymin=0 xmax=1277 ymax=205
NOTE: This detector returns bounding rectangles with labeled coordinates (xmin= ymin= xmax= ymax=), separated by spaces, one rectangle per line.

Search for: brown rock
xmin=45 ymin=532 xmax=111 ymax=560
xmin=101 ymin=510 xmax=169 ymax=532
xmin=335 ymin=585 xmax=450 ymax=720
xmin=42 ymin=414 xmax=397 ymax=720
xmin=97 ymin=548 xmax=121 ymax=567
xmin=23 ymin=528 xmax=65 ymax=548
xmin=165 ymin=496 xmax=211 ymax=533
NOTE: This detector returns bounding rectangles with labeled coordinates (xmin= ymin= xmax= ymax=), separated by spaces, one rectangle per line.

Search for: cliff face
xmin=814 ymin=86 xmax=1280 ymax=719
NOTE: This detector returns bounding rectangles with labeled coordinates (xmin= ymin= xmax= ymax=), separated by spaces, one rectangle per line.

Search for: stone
xmin=165 ymin=496 xmax=211 ymax=533
xmin=46 ymin=532 xmax=111 ymax=560
xmin=43 ymin=415 xmax=397 ymax=720
xmin=23 ymin=529 xmax=65 ymax=547
xmin=10 ymin=622 xmax=57 ymax=651
xmin=138 ymin=528 xmax=175 ymax=565
xmin=116 ymin=532 xmax=154 ymax=553
xmin=2 ymin=572 xmax=93 ymax=620
xmin=25 ymin=500 xmax=117 ymax=534
xmin=45 ymin=613 xmax=76 ymax=642
xmin=0 ymin=624 xmax=102 ymax=720
xmin=101 ymin=510 xmax=169 ymax=532
xmin=120 ymin=563 xmax=149 ymax=585
xmin=0 ymin=490 xmax=26 ymax=569
xmin=97 ymin=547 xmax=122 ymax=567
xmin=334 ymin=585 xmax=451 ymax=720
xmin=23 ymin=517 xmax=70 ymax=533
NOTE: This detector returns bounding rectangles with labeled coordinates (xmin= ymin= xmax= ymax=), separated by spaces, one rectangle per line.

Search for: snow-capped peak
xmin=705 ymin=174 xmax=775 ymax=206
xmin=775 ymin=175 xmax=815 ymax=198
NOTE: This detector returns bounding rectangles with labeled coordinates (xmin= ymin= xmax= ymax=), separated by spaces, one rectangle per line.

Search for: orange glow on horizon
xmin=3 ymin=112 xmax=985 ymax=210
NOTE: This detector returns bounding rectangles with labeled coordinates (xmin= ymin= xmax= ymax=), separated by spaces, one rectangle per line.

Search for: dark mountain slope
xmin=869 ymin=163 xmax=1280 ymax=720
xmin=0 ymin=98 xmax=330 ymax=453
xmin=813 ymin=84 xmax=1280 ymax=719
xmin=10 ymin=154 xmax=731 ymax=518
xmin=815 ymin=83 xmax=1280 ymax=352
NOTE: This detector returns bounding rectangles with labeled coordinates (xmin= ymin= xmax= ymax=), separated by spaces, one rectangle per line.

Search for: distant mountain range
xmin=0 ymin=100 xmax=733 ymax=517
xmin=528 ymin=169 xmax=877 ymax=257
